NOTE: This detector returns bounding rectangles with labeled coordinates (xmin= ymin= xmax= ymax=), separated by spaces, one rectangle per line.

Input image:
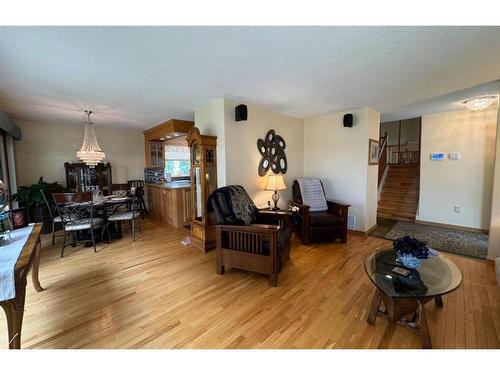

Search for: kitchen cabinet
xmin=147 ymin=184 xmax=191 ymax=228
xmin=143 ymin=119 xmax=194 ymax=168
xmin=146 ymin=141 xmax=164 ymax=168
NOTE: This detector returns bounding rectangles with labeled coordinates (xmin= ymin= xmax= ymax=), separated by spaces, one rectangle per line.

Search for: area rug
xmin=384 ymin=221 xmax=488 ymax=259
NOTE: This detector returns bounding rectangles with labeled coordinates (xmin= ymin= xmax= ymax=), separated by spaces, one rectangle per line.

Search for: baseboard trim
xmin=415 ymin=219 xmax=489 ymax=235
xmin=348 ymin=229 xmax=367 ymax=235
xmin=349 ymin=224 xmax=378 ymax=236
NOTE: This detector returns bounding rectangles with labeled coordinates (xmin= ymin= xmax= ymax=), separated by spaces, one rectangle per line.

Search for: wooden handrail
xmin=378 ymin=132 xmax=388 ymax=186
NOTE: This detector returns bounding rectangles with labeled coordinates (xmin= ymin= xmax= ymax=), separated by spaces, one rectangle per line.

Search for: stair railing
xmin=378 ymin=132 xmax=388 ymax=186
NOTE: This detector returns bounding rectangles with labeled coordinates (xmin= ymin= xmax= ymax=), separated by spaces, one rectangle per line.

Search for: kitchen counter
xmin=147 ymin=181 xmax=191 ymax=190
xmin=147 ymin=183 xmax=191 ymax=228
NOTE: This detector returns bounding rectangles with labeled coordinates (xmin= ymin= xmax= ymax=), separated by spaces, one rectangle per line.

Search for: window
xmin=164 ymin=145 xmax=190 ymax=177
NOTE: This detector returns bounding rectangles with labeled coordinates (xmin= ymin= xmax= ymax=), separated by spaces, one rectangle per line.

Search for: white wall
xmin=488 ymin=100 xmax=500 ymax=261
xmin=418 ymin=107 xmax=497 ymax=230
xmin=303 ymin=107 xmax=380 ymax=232
xmin=223 ymin=99 xmax=304 ymax=208
xmin=193 ymin=98 xmax=227 ymax=187
xmin=366 ymin=108 xmax=381 ymax=231
xmin=14 ymin=120 xmax=145 ymax=186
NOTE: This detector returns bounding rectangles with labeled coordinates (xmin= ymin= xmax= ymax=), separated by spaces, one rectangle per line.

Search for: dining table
xmin=70 ymin=195 xmax=132 ymax=245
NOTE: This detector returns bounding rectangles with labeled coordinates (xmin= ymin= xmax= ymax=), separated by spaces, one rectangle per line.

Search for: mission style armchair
xmin=209 ymin=185 xmax=291 ymax=287
xmin=290 ymin=179 xmax=350 ymax=244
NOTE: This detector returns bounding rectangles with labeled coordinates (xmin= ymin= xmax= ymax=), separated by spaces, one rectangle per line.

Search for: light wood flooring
xmin=1 ymin=218 xmax=499 ymax=349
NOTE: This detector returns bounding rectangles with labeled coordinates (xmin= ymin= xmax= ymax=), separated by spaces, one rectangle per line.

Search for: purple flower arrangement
xmin=393 ymin=236 xmax=429 ymax=269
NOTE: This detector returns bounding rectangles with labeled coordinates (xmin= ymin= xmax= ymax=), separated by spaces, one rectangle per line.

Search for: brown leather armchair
xmin=290 ymin=180 xmax=350 ymax=244
xmin=209 ymin=185 xmax=291 ymax=287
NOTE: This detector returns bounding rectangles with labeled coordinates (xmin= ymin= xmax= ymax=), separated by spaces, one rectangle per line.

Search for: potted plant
xmin=11 ymin=177 xmax=65 ymax=234
xmin=393 ymin=236 xmax=429 ymax=269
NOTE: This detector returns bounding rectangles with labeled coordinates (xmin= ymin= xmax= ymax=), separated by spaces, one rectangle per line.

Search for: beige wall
xmin=14 ymin=120 xmax=145 ymax=187
xmin=303 ymin=107 xmax=380 ymax=232
xmin=223 ymin=99 xmax=304 ymax=208
xmin=193 ymin=98 xmax=227 ymax=187
xmin=488 ymin=99 xmax=500 ymax=261
xmin=193 ymin=98 xmax=304 ymax=208
xmin=366 ymin=108 xmax=381 ymax=231
xmin=418 ymin=107 xmax=497 ymax=230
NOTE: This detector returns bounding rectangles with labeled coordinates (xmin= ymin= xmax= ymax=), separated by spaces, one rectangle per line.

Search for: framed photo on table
xmin=368 ymin=139 xmax=380 ymax=165
xmin=8 ymin=207 xmax=29 ymax=230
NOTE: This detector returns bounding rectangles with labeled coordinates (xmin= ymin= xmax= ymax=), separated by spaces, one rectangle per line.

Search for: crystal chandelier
xmin=76 ymin=110 xmax=105 ymax=167
xmin=463 ymin=95 xmax=498 ymax=111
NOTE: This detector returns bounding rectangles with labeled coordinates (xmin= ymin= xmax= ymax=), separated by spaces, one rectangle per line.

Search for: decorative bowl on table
xmin=393 ymin=236 xmax=429 ymax=269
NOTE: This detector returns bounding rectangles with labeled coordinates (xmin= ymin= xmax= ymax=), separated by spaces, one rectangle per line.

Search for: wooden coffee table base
xmin=367 ymin=289 xmax=443 ymax=349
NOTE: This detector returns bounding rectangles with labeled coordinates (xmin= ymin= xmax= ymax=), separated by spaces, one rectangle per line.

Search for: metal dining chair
xmin=107 ymin=191 xmax=142 ymax=241
xmin=41 ymin=189 xmax=65 ymax=245
xmin=52 ymin=192 xmax=104 ymax=257
xmin=127 ymin=180 xmax=148 ymax=218
xmin=111 ymin=183 xmax=130 ymax=197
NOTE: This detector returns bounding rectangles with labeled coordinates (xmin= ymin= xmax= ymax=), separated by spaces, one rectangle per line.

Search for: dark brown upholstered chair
xmin=290 ymin=180 xmax=350 ymax=244
xmin=209 ymin=185 xmax=291 ymax=287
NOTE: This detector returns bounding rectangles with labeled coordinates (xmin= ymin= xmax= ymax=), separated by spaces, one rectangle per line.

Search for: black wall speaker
xmin=343 ymin=114 xmax=353 ymax=127
xmin=235 ymin=104 xmax=248 ymax=122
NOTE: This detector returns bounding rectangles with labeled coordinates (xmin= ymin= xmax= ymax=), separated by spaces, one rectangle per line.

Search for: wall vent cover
xmin=347 ymin=215 xmax=356 ymax=230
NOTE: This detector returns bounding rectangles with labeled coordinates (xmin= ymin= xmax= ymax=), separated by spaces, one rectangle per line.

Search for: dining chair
xmin=127 ymin=180 xmax=148 ymax=218
xmin=107 ymin=191 xmax=142 ymax=241
xmin=41 ymin=190 xmax=62 ymax=245
xmin=111 ymin=183 xmax=130 ymax=197
xmin=52 ymin=192 xmax=104 ymax=257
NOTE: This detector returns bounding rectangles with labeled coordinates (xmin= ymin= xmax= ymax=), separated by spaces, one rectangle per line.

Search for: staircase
xmin=377 ymin=164 xmax=419 ymax=222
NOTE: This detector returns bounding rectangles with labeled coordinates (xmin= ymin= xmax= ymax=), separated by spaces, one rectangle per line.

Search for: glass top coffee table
xmin=364 ymin=249 xmax=463 ymax=348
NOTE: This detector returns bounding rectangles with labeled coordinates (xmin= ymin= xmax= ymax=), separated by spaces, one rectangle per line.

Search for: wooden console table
xmin=0 ymin=223 xmax=44 ymax=349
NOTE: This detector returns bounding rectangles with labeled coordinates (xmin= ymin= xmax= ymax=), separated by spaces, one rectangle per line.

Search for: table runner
xmin=0 ymin=224 xmax=35 ymax=301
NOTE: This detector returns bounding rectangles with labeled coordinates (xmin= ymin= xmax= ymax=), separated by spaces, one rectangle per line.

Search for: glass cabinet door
xmin=193 ymin=166 xmax=203 ymax=220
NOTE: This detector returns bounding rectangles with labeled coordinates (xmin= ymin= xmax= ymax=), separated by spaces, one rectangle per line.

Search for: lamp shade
xmin=265 ymin=175 xmax=286 ymax=191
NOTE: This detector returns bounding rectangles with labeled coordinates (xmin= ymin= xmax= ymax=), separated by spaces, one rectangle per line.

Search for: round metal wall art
xmin=257 ymin=129 xmax=288 ymax=176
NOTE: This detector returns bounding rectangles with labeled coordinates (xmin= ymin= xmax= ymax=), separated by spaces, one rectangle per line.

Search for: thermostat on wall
xmin=430 ymin=153 xmax=445 ymax=161
xmin=449 ymin=152 xmax=461 ymax=160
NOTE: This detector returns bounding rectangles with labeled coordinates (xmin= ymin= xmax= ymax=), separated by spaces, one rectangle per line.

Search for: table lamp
xmin=265 ymin=174 xmax=286 ymax=211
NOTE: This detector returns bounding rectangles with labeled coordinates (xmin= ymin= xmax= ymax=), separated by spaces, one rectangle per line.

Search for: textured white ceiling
xmin=0 ymin=26 xmax=499 ymax=128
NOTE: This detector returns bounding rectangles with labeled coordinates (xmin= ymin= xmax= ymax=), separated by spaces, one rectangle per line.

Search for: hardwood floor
xmin=1 ymin=218 xmax=499 ymax=349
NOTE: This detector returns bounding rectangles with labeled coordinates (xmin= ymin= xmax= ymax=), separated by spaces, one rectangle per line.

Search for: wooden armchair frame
xmin=216 ymin=223 xmax=281 ymax=286
xmin=290 ymin=199 xmax=349 ymax=245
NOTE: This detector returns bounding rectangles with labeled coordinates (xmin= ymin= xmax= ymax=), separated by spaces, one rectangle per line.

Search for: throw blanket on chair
xmin=297 ymin=178 xmax=328 ymax=212
xmin=208 ymin=185 xmax=259 ymax=224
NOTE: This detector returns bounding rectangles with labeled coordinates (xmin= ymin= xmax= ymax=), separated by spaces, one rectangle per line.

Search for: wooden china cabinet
xmin=64 ymin=162 xmax=112 ymax=195
xmin=186 ymin=126 xmax=217 ymax=252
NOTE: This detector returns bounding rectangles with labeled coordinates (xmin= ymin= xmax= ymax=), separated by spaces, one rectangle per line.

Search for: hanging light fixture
xmin=76 ymin=110 xmax=106 ymax=167
xmin=463 ymin=95 xmax=498 ymax=111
